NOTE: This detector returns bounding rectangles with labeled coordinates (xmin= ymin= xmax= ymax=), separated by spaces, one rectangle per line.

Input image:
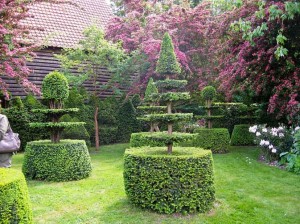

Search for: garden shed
xmin=3 ymin=0 xmax=117 ymax=99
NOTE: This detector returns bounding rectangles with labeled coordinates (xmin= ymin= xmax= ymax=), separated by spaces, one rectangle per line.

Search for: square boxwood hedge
xmin=0 ymin=168 xmax=32 ymax=223
xmin=124 ymin=147 xmax=215 ymax=214
xmin=192 ymin=128 xmax=230 ymax=153
xmin=22 ymin=140 xmax=92 ymax=182
xmin=231 ymin=124 xmax=255 ymax=146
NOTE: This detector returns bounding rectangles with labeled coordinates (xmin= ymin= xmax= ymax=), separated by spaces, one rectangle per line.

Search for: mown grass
xmin=12 ymin=144 xmax=300 ymax=224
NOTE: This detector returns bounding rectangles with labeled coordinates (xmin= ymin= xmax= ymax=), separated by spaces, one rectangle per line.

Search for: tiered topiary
xmin=125 ymin=33 xmax=215 ymax=214
xmin=0 ymin=168 xmax=32 ymax=223
xmin=192 ymin=86 xmax=230 ymax=153
xmin=22 ymin=71 xmax=92 ymax=181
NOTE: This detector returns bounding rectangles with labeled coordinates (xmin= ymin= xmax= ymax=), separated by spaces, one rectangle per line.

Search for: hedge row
xmin=192 ymin=128 xmax=230 ymax=153
xmin=130 ymin=132 xmax=165 ymax=147
xmin=231 ymin=124 xmax=255 ymax=146
xmin=22 ymin=140 xmax=92 ymax=182
xmin=124 ymin=147 xmax=215 ymax=214
xmin=0 ymin=168 xmax=32 ymax=223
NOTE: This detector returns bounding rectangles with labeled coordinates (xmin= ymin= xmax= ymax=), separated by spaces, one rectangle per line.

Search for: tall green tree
xmin=56 ymin=25 xmax=128 ymax=150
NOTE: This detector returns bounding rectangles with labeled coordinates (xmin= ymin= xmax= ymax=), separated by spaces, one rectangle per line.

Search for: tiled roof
xmin=21 ymin=0 xmax=113 ymax=48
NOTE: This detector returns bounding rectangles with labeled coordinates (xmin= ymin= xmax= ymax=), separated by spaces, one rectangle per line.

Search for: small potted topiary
xmin=124 ymin=33 xmax=215 ymax=214
xmin=22 ymin=71 xmax=92 ymax=182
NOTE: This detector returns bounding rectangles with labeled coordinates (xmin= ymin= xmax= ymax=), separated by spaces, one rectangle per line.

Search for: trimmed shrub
xmin=99 ymin=126 xmax=118 ymax=145
xmin=0 ymin=168 xmax=32 ymax=223
xmin=155 ymin=33 xmax=181 ymax=76
xmin=42 ymin=71 xmax=69 ymax=101
xmin=124 ymin=147 xmax=215 ymax=214
xmin=192 ymin=128 xmax=230 ymax=153
xmin=130 ymin=132 xmax=166 ymax=147
xmin=201 ymin=86 xmax=216 ymax=101
xmin=22 ymin=140 xmax=92 ymax=181
xmin=117 ymin=99 xmax=140 ymax=143
xmin=231 ymin=124 xmax=255 ymax=146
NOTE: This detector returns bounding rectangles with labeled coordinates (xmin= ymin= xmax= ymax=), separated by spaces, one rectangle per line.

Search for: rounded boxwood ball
xmin=124 ymin=147 xmax=215 ymax=214
xmin=0 ymin=168 xmax=32 ymax=223
xmin=22 ymin=140 xmax=92 ymax=182
xmin=42 ymin=71 xmax=69 ymax=101
xmin=201 ymin=86 xmax=216 ymax=101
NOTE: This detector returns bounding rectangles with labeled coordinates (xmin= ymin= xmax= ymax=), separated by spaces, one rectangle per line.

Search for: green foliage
xmin=0 ymin=168 xmax=32 ymax=223
xmin=155 ymin=80 xmax=187 ymax=90
xmin=32 ymin=108 xmax=79 ymax=114
xmin=137 ymin=106 xmax=167 ymax=112
xmin=231 ymin=124 xmax=255 ymax=146
xmin=201 ymin=86 xmax=216 ymax=101
xmin=131 ymin=94 xmax=142 ymax=108
xmin=158 ymin=92 xmax=190 ymax=102
xmin=30 ymin=122 xmax=85 ymax=129
xmin=156 ymin=33 xmax=181 ymax=76
xmin=60 ymin=116 xmax=91 ymax=147
xmin=144 ymin=78 xmax=158 ymax=102
xmin=144 ymin=113 xmax=193 ymax=123
xmin=2 ymin=107 xmax=31 ymax=151
xmin=124 ymin=147 xmax=215 ymax=214
xmin=22 ymin=140 xmax=92 ymax=181
xmin=117 ymin=99 xmax=141 ymax=142
xmin=130 ymin=132 xmax=166 ymax=147
xmin=42 ymin=71 xmax=69 ymax=101
xmin=99 ymin=126 xmax=118 ymax=145
xmin=192 ymin=128 xmax=230 ymax=153
xmin=144 ymin=132 xmax=194 ymax=145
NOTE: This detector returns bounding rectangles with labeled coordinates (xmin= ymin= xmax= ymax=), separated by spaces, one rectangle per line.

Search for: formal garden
xmin=1 ymin=0 xmax=300 ymax=223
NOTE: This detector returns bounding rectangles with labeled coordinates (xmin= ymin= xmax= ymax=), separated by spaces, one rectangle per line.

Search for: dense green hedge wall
xmin=231 ymin=124 xmax=255 ymax=146
xmin=130 ymin=132 xmax=166 ymax=147
xmin=192 ymin=128 xmax=230 ymax=153
xmin=0 ymin=168 xmax=32 ymax=223
xmin=22 ymin=140 xmax=92 ymax=182
xmin=99 ymin=126 xmax=118 ymax=145
xmin=124 ymin=147 xmax=215 ymax=214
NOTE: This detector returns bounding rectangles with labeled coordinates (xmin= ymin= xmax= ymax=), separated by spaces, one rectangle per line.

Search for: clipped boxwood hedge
xmin=231 ymin=124 xmax=255 ymax=146
xmin=0 ymin=168 xmax=32 ymax=223
xmin=130 ymin=132 xmax=166 ymax=147
xmin=22 ymin=140 xmax=92 ymax=182
xmin=192 ymin=128 xmax=230 ymax=153
xmin=124 ymin=147 xmax=215 ymax=214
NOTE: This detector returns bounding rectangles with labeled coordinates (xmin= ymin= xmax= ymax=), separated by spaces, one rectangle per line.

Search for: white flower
xmin=279 ymin=133 xmax=284 ymax=138
xmin=259 ymin=140 xmax=265 ymax=146
xmin=295 ymin=126 xmax=300 ymax=131
xmin=265 ymin=141 xmax=270 ymax=146
xmin=269 ymin=145 xmax=274 ymax=149
xmin=271 ymin=148 xmax=277 ymax=153
xmin=256 ymin=132 xmax=261 ymax=136
xmin=262 ymin=128 xmax=267 ymax=133
xmin=271 ymin=131 xmax=278 ymax=136
xmin=278 ymin=127 xmax=284 ymax=131
xmin=249 ymin=125 xmax=258 ymax=133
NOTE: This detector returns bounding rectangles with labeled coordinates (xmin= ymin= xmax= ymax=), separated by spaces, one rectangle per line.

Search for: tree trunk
xmin=168 ymin=123 xmax=172 ymax=135
xmin=167 ymin=102 xmax=172 ymax=114
xmin=207 ymin=100 xmax=212 ymax=129
xmin=154 ymin=123 xmax=160 ymax=132
xmin=95 ymin=107 xmax=99 ymax=151
xmin=150 ymin=122 xmax=154 ymax=132
xmin=167 ymin=144 xmax=172 ymax=154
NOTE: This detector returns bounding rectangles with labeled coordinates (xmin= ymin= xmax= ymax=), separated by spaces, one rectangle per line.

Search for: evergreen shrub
xmin=124 ymin=147 xmax=215 ymax=214
xmin=192 ymin=128 xmax=230 ymax=153
xmin=0 ymin=168 xmax=32 ymax=223
xmin=22 ymin=140 xmax=92 ymax=181
xmin=99 ymin=126 xmax=118 ymax=145
xmin=130 ymin=132 xmax=166 ymax=147
xmin=231 ymin=124 xmax=255 ymax=146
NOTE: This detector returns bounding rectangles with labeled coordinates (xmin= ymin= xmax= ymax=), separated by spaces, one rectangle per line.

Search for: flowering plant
xmin=249 ymin=125 xmax=294 ymax=162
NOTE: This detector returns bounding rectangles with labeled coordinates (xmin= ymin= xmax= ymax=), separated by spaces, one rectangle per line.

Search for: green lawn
xmin=12 ymin=144 xmax=300 ymax=224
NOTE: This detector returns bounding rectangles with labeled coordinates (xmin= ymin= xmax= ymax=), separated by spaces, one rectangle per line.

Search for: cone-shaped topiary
xmin=156 ymin=33 xmax=181 ymax=77
xmin=144 ymin=77 xmax=158 ymax=102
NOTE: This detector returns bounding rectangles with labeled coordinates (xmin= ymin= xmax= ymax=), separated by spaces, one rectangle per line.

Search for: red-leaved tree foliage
xmin=0 ymin=0 xmax=65 ymax=99
xmin=106 ymin=0 xmax=213 ymax=93
xmin=210 ymin=0 xmax=300 ymax=121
